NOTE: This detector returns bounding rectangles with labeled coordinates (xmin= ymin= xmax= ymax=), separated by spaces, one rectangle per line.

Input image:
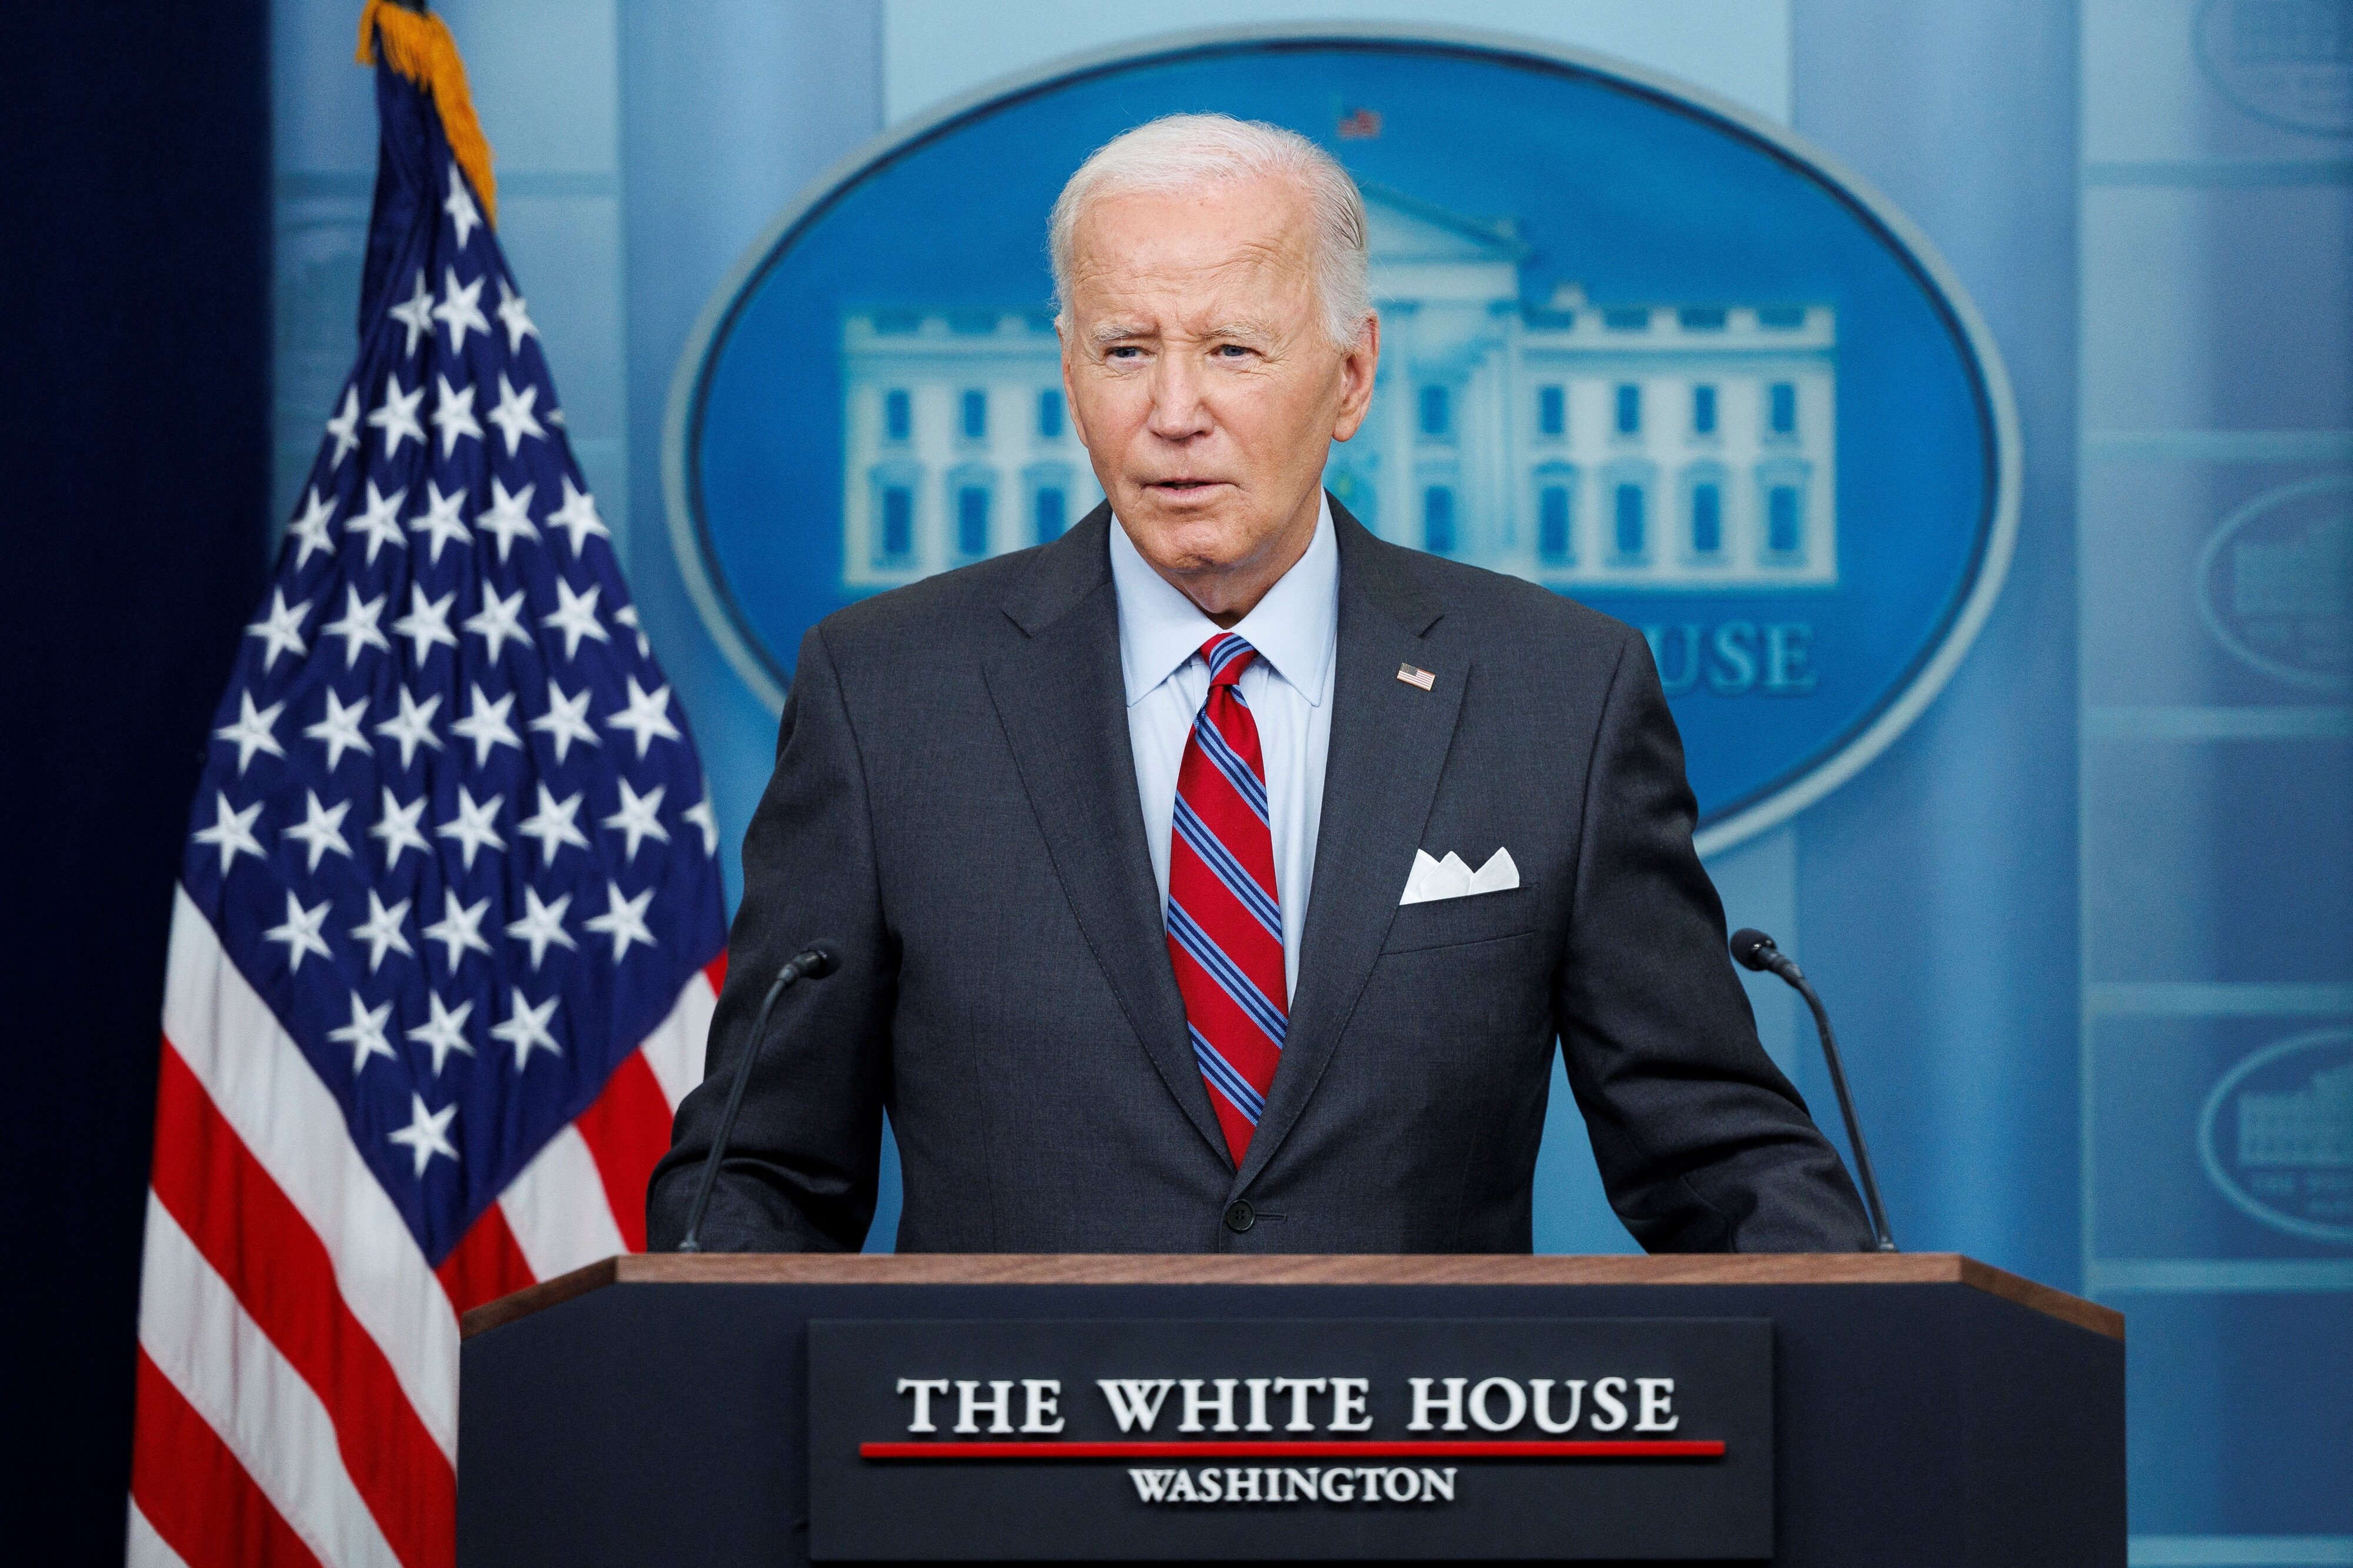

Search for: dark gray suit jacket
xmin=646 ymin=499 xmax=1872 ymax=1254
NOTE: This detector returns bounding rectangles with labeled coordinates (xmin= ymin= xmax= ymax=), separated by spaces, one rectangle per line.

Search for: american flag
xmin=127 ymin=27 xmax=725 ymax=1568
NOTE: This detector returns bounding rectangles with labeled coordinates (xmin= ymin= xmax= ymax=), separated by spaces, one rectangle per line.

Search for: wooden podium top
xmin=462 ymin=1251 xmax=2121 ymax=1343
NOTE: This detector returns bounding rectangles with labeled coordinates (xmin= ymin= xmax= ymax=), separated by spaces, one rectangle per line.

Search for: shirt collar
xmin=1108 ymin=491 xmax=1338 ymax=709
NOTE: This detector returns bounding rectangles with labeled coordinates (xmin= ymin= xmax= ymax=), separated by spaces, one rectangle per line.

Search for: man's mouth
xmin=1146 ymin=478 xmax=1226 ymax=498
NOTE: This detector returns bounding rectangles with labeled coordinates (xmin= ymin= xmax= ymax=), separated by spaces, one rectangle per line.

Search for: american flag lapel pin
xmin=1397 ymin=662 xmax=1436 ymax=691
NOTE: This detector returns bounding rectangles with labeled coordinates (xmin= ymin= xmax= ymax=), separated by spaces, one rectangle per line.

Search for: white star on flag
xmin=542 ymin=579 xmax=611 ymax=660
xmin=345 ymin=479 xmax=410 ymax=566
xmin=584 ymin=880 xmax=657 ymax=962
xmin=366 ymin=374 xmax=426 ymax=458
xmin=496 ymin=278 xmax=538 ymax=352
xmin=683 ymin=791 xmax=720 ymax=856
xmin=263 ymin=890 xmax=334 ymax=972
xmin=474 ymin=477 xmax=539 ymax=562
xmin=431 ymin=375 xmax=482 ymax=457
xmin=286 ymin=486 xmax=339 ymax=571
xmin=328 ymin=992 xmax=398 ymax=1074
xmin=369 ymin=788 xmax=431 ymax=868
xmin=486 ymin=372 xmax=545 ymax=455
xmin=391 ymin=587 xmax=459 ymax=665
xmin=281 ymin=790 xmax=355 ymax=873
xmin=304 ymin=689 xmax=374 ymax=772
xmin=436 ymin=786 xmax=506 ymax=869
xmin=615 ymin=603 xmax=651 ymax=657
xmin=192 ymin=791 xmax=266 ymax=875
xmin=491 ymin=989 xmax=562 ymax=1070
xmin=505 ymin=886 xmax=576 ymax=970
xmin=374 ymin=687 xmax=444 ymax=769
xmin=546 ymin=478 xmax=609 ymax=555
xmin=324 ymin=385 xmax=362 ymax=467
xmin=350 ymin=889 xmax=416 ymax=973
xmin=322 ymin=586 xmax=392 ymax=669
xmin=407 ymin=993 xmax=476 ymax=1076
xmin=451 ymin=683 xmax=524 ymax=767
xmin=215 ymin=690 xmax=287 ymax=774
xmin=389 ymin=268 xmax=435 ymax=356
xmin=408 ymin=479 xmax=471 ymax=563
xmin=529 ymin=680 xmax=599 ymax=763
xmin=605 ymin=676 xmax=681 ymax=758
xmin=444 ymin=164 xmax=482 ymax=248
xmin=464 ymin=585 xmax=534 ymax=663
xmin=433 ymin=267 xmax=490 ymax=354
xmin=603 ymin=778 xmax=670 ymax=862
xmin=388 ymin=1093 xmax=460 ymax=1177
xmin=244 ymin=589 xmax=312 ymax=671
xmin=517 ymin=785 xmax=591 ymax=866
xmin=422 ymin=892 xmax=494 ymax=970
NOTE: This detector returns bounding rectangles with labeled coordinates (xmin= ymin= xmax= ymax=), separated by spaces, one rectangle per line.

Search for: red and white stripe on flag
xmin=126 ymin=891 xmax=721 ymax=1567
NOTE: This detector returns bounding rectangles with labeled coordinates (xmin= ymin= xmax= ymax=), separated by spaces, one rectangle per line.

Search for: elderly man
xmin=647 ymin=114 xmax=1871 ymax=1255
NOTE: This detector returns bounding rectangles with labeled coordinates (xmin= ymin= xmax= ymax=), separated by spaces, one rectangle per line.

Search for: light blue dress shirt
xmin=1109 ymin=494 xmax=1338 ymax=1004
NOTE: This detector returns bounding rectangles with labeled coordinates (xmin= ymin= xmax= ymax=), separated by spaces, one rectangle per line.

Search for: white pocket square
xmin=1399 ymin=846 xmax=1520 ymax=905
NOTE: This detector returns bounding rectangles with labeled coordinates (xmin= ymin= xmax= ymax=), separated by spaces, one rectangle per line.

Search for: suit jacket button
xmin=1224 ymin=1200 xmax=1255 ymax=1234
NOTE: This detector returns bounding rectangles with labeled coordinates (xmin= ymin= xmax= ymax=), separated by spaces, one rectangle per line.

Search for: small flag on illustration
xmin=1337 ymin=106 xmax=1383 ymax=139
xmin=127 ymin=6 xmax=726 ymax=1565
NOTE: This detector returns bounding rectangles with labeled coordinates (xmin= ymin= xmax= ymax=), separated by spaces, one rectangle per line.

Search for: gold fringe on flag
xmin=355 ymin=0 xmax=497 ymax=228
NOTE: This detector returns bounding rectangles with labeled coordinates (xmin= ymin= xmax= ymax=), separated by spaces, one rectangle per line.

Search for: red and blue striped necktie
xmin=1166 ymin=633 xmax=1287 ymax=1164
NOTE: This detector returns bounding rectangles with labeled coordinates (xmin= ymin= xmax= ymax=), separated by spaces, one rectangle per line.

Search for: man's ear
xmin=1331 ymin=313 xmax=1381 ymax=442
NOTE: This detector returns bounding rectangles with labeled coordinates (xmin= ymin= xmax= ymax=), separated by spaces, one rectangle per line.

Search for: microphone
xmin=1729 ymin=928 xmax=1897 ymax=1253
xmin=675 ymin=942 xmax=841 ymax=1253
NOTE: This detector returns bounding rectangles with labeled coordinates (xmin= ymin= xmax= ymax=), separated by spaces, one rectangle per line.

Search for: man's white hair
xmin=1049 ymin=113 xmax=1373 ymax=351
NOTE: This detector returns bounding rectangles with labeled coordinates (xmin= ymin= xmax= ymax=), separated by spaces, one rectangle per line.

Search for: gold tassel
xmin=355 ymin=0 xmax=498 ymax=228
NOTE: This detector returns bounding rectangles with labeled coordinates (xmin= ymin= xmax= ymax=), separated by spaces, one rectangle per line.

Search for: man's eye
xmin=1106 ymin=346 xmax=1142 ymax=361
xmin=1214 ymin=345 xmax=1251 ymax=358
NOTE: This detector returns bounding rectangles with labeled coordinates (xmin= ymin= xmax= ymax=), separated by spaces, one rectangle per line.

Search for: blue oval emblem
xmin=666 ymin=27 xmax=2018 ymax=853
xmin=2199 ymin=1027 xmax=2353 ymax=1246
xmin=2197 ymin=476 xmax=2353 ymax=695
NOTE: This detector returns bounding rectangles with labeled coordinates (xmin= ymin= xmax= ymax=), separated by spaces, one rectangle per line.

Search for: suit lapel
xmin=983 ymin=506 xmax=1230 ymax=1165
xmin=1232 ymin=505 xmax=1463 ymax=1194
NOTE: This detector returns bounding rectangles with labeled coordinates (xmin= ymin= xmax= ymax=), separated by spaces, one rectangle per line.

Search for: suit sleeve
xmin=646 ymin=624 xmax=895 ymax=1252
xmin=1552 ymin=627 xmax=1874 ymax=1253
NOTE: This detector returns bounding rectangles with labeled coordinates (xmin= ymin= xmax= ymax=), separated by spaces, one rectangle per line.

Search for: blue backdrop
xmin=10 ymin=2 xmax=2341 ymax=1562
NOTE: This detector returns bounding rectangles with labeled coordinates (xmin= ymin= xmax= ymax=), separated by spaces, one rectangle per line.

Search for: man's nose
xmin=1145 ymin=354 xmax=1213 ymax=442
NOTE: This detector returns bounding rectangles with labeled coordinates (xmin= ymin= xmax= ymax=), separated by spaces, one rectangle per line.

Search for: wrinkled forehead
xmin=1063 ymin=179 xmax=1318 ymax=319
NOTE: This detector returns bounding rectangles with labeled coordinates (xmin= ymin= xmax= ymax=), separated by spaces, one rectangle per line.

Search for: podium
xmin=457 ymin=1254 xmax=2122 ymax=1566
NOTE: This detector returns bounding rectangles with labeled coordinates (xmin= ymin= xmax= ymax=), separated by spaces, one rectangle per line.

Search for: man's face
xmin=1059 ymin=176 xmax=1378 ymax=616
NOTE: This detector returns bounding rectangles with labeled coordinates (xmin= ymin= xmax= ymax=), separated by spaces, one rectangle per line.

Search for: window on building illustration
xmin=957 ymin=486 xmax=989 ymax=556
xmin=1692 ymin=385 xmax=1717 ymax=436
xmin=1419 ymin=385 xmax=1451 ymax=438
xmin=1424 ymin=487 xmax=1455 ymax=555
xmin=1614 ymin=483 xmax=1645 ymax=558
xmin=879 ymin=486 xmax=913 ymax=563
xmin=1539 ymin=485 xmax=1572 ymax=565
xmin=1678 ymin=306 xmax=1727 ymax=330
xmin=1538 ymin=385 xmax=1565 ymax=438
xmin=961 ymin=389 xmax=988 ymax=441
xmin=1757 ymin=306 xmax=1805 ymax=329
xmin=1768 ymin=382 xmax=1797 ymax=436
xmin=1615 ymin=384 xmax=1641 ymax=436
xmin=1037 ymin=389 xmax=1064 ymax=441
xmin=884 ymin=389 xmax=911 ymax=442
xmin=1034 ymin=487 xmax=1065 ymax=543
xmin=1604 ymin=306 xmax=1649 ymax=330
xmin=1690 ymin=483 xmax=1722 ymax=556
xmin=1767 ymin=485 xmax=1803 ymax=556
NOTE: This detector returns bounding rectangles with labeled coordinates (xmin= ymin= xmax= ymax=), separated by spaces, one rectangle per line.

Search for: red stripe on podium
xmin=859 ymin=1440 xmax=1725 ymax=1460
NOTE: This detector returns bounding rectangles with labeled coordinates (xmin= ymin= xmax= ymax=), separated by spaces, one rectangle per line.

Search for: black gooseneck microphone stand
xmin=676 ymin=942 xmax=840 ymax=1253
xmin=1730 ymin=928 xmax=1897 ymax=1253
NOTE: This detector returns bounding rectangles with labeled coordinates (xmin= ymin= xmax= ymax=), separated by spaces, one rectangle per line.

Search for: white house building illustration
xmin=2239 ymin=1063 xmax=2353 ymax=1168
xmin=839 ymin=184 xmax=1837 ymax=593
